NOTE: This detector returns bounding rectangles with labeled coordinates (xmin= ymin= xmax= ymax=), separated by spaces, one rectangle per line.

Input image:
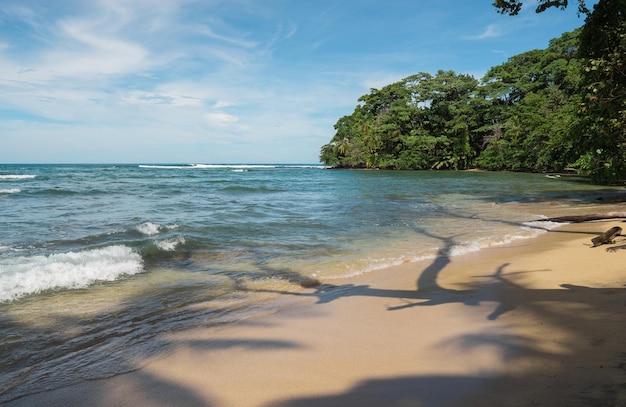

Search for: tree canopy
xmin=320 ymin=0 xmax=626 ymax=184
xmin=320 ymin=30 xmax=583 ymax=173
xmin=575 ymin=0 xmax=626 ymax=183
xmin=492 ymin=0 xmax=589 ymax=15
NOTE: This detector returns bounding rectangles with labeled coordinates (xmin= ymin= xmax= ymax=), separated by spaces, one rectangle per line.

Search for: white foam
xmin=0 ymin=244 xmax=25 ymax=253
xmin=0 ymin=174 xmax=36 ymax=180
xmin=138 ymin=165 xmax=193 ymax=169
xmin=136 ymin=222 xmax=161 ymax=236
xmin=523 ymin=219 xmax=567 ymax=230
xmin=191 ymin=164 xmax=326 ymax=169
xmin=138 ymin=164 xmax=327 ymax=170
xmin=0 ymin=246 xmax=144 ymax=302
xmin=446 ymin=220 xmax=562 ymax=257
xmin=0 ymin=189 xmax=20 ymax=194
xmin=155 ymin=237 xmax=186 ymax=251
xmin=448 ymin=234 xmax=529 ymax=257
xmin=191 ymin=164 xmax=277 ymax=169
xmin=321 ymin=220 xmax=566 ymax=280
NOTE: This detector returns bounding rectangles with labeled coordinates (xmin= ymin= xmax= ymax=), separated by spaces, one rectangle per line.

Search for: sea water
xmin=0 ymin=164 xmax=620 ymax=401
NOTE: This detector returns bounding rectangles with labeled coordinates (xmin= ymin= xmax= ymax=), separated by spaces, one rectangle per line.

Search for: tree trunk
xmin=591 ymin=226 xmax=622 ymax=247
xmin=539 ymin=212 xmax=626 ymax=223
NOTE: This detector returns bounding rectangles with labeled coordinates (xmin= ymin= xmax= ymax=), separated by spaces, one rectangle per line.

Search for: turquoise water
xmin=0 ymin=164 xmax=620 ymax=401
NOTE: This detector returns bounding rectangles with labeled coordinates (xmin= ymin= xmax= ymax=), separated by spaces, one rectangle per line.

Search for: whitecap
xmin=138 ymin=165 xmax=193 ymax=169
xmin=155 ymin=237 xmax=186 ymax=251
xmin=191 ymin=164 xmax=277 ymax=169
xmin=136 ymin=222 xmax=161 ymax=236
xmin=0 ymin=245 xmax=144 ymax=302
xmin=0 ymin=174 xmax=36 ymax=180
xmin=0 ymin=189 xmax=20 ymax=194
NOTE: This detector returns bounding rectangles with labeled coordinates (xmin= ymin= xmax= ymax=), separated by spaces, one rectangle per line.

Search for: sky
xmin=0 ymin=0 xmax=594 ymax=164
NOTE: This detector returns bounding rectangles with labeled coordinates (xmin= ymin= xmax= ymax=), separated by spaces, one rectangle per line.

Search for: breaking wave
xmin=0 ymin=174 xmax=36 ymax=180
xmin=0 ymin=246 xmax=144 ymax=302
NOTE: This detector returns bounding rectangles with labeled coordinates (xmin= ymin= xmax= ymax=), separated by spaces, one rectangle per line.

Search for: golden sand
xmin=8 ymin=221 xmax=626 ymax=406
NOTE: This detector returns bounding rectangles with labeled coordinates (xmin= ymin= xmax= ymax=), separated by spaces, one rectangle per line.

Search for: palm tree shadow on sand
xmin=251 ymin=233 xmax=547 ymax=321
xmin=252 ymin=220 xmax=626 ymax=322
xmin=6 ymin=221 xmax=626 ymax=406
xmin=254 ymin=228 xmax=626 ymax=406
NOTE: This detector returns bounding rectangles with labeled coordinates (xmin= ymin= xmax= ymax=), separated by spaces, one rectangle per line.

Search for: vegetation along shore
xmin=321 ymin=0 xmax=626 ymax=186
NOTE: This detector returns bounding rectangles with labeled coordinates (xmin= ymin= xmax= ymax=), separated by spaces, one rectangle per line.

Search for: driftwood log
xmin=535 ymin=212 xmax=626 ymax=247
xmin=591 ymin=226 xmax=622 ymax=247
xmin=539 ymin=212 xmax=626 ymax=223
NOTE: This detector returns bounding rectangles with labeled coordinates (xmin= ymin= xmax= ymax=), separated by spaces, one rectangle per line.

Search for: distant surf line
xmin=138 ymin=164 xmax=327 ymax=170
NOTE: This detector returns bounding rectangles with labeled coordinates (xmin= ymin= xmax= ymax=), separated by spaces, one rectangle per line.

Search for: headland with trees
xmin=320 ymin=0 xmax=625 ymax=185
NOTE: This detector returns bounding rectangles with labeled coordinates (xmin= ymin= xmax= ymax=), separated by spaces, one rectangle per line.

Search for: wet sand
xmin=7 ymin=220 xmax=626 ymax=406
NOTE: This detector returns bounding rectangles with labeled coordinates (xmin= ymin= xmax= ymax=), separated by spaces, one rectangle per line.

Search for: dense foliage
xmin=320 ymin=0 xmax=626 ymax=184
xmin=320 ymin=30 xmax=582 ymax=173
xmin=574 ymin=0 xmax=626 ymax=183
xmin=492 ymin=0 xmax=589 ymax=16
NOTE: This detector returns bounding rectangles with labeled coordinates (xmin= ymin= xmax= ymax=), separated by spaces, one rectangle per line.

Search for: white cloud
xmin=121 ymin=90 xmax=203 ymax=107
xmin=193 ymin=24 xmax=258 ymax=48
xmin=43 ymin=15 xmax=149 ymax=76
xmin=213 ymin=100 xmax=234 ymax=109
xmin=464 ymin=23 xmax=503 ymax=40
xmin=0 ymin=4 xmax=36 ymax=24
xmin=204 ymin=111 xmax=240 ymax=126
xmin=0 ymin=0 xmax=590 ymax=164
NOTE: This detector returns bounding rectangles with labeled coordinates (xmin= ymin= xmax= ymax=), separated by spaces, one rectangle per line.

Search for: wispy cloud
xmin=47 ymin=20 xmax=149 ymax=76
xmin=0 ymin=0 xmax=592 ymax=163
xmin=193 ymin=24 xmax=258 ymax=48
xmin=463 ymin=23 xmax=503 ymax=40
xmin=204 ymin=111 xmax=241 ymax=127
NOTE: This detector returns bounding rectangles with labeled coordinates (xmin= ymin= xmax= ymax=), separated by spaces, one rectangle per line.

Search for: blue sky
xmin=0 ymin=0 xmax=593 ymax=164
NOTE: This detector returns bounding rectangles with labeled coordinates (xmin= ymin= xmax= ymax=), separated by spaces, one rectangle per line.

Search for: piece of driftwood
xmin=591 ymin=226 xmax=622 ymax=247
xmin=540 ymin=212 xmax=626 ymax=223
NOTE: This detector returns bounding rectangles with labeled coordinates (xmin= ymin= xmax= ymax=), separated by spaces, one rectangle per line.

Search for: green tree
xmin=575 ymin=0 xmax=626 ymax=183
xmin=493 ymin=0 xmax=626 ymax=183
xmin=479 ymin=29 xmax=581 ymax=171
xmin=320 ymin=71 xmax=482 ymax=169
xmin=493 ymin=0 xmax=589 ymax=15
xmin=320 ymin=27 xmax=605 ymax=176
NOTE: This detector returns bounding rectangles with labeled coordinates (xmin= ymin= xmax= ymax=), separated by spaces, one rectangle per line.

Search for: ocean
xmin=0 ymin=163 xmax=621 ymax=402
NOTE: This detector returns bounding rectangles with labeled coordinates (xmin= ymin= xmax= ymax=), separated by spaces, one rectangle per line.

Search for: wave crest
xmin=0 ymin=246 xmax=144 ymax=302
xmin=0 ymin=174 xmax=36 ymax=180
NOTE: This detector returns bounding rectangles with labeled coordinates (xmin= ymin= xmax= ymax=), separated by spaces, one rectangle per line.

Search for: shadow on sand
xmin=5 ymin=224 xmax=626 ymax=406
xmin=250 ymin=227 xmax=626 ymax=406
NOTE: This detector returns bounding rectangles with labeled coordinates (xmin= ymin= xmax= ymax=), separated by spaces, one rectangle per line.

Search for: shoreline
xmin=7 ymin=220 xmax=626 ymax=406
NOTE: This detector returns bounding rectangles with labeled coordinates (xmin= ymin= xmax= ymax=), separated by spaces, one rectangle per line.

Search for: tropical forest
xmin=319 ymin=0 xmax=626 ymax=185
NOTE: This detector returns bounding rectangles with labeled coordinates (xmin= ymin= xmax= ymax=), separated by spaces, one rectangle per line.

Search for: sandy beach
xmin=7 ymin=219 xmax=626 ymax=407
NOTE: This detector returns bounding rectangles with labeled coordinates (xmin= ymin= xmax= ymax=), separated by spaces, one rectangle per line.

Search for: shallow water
xmin=0 ymin=164 xmax=622 ymax=401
